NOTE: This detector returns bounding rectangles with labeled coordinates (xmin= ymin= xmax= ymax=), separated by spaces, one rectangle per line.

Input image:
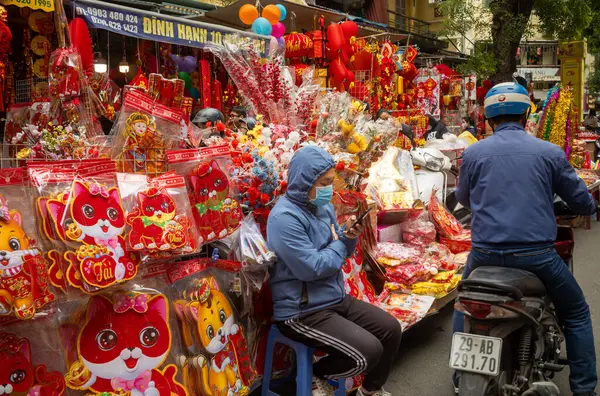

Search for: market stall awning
xmin=70 ymin=0 xmax=270 ymax=55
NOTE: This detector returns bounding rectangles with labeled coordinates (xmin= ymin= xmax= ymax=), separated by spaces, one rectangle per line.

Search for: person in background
xmin=460 ymin=116 xmax=476 ymax=135
xmin=583 ymin=109 xmax=598 ymax=132
xmin=424 ymin=115 xmax=449 ymax=141
xmin=228 ymin=106 xmax=248 ymax=131
xmin=268 ymin=146 xmax=402 ymax=396
xmin=458 ymin=116 xmax=478 ymax=146
xmin=453 ymin=82 xmax=597 ymax=396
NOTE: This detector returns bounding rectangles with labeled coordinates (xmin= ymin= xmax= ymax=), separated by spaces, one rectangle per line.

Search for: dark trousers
xmin=453 ymin=246 xmax=597 ymax=393
xmin=278 ymin=295 xmax=402 ymax=392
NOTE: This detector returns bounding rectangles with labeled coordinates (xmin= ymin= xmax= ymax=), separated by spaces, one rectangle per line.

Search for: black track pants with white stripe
xmin=277 ymin=295 xmax=402 ymax=392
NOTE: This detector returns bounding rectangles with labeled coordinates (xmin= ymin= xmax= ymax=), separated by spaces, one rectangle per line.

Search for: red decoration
xmin=212 ymin=79 xmax=223 ymax=111
xmin=329 ymin=57 xmax=347 ymax=80
xmin=284 ymin=32 xmax=313 ymax=59
xmin=398 ymin=61 xmax=418 ymax=81
xmin=340 ymin=21 xmax=359 ymax=40
xmin=0 ymin=6 xmax=10 ymax=111
xmin=307 ymin=30 xmax=324 ymax=59
xmin=199 ymin=59 xmax=211 ymax=108
xmin=326 ymin=23 xmax=345 ymax=52
xmin=68 ymin=18 xmax=94 ymax=78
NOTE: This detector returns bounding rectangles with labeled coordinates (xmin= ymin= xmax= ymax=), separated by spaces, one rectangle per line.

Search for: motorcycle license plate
xmin=449 ymin=333 xmax=502 ymax=376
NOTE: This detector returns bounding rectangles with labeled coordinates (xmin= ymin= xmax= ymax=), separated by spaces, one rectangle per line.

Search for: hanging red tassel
xmin=199 ymin=59 xmax=211 ymax=108
xmin=212 ymin=79 xmax=223 ymax=111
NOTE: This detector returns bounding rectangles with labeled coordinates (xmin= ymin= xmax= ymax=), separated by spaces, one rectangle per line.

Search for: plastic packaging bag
xmin=366 ymin=148 xmax=419 ymax=211
xmin=231 ymin=213 xmax=276 ymax=292
xmin=59 ymin=283 xmax=187 ymax=395
xmin=58 ymin=161 xmax=141 ymax=292
xmin=402 ymin=215 xmax=436 ymax=246
xmin=167 ymin=146 xmax=243 ymax=245
xmin=118 ymin=172 xmax=199 ymax=259
xmin=111 ymin=89 xmax=185 ymax=174
xmin=168 ymin=258 xmax=257 ymax=395
xmin=374 ymin=242 xmax=423 ymax=266
xmin=0 ymin=168 xmax=55 ymax=321
xmin=0 ymin=318 xmax=67 ymax=394
xmin=428 ymin=188 xmax=463 ymax=237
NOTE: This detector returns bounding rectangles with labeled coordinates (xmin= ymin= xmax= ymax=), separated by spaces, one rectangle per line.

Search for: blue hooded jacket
xmin=267 ymin=146 xmax=358 ymax=321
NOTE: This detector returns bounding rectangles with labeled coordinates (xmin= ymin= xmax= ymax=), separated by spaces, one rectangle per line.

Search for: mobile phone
xmin=350 ymin=208 xmax=374 ymax=229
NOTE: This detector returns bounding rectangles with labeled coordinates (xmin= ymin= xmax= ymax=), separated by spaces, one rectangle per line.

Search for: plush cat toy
xmin=65 ymin=292 xmax=187 ymax=396
xmin=0 ymin=332 xmax=66 ymax=396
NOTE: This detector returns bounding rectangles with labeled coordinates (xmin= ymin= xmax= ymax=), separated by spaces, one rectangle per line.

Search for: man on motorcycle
xmin=453 ymin=82 xmax=597 ymax=395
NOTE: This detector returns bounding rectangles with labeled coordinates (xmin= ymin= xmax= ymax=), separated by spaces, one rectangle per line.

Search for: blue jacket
xmin=267 ymin=146 xmax=357 ymax=321
xmin=456 ymin=122 xmax=595 ymax=248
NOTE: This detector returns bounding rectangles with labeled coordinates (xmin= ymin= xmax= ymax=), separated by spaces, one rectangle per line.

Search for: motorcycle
xmin=450 ymin=201 xmax=577 ymax=396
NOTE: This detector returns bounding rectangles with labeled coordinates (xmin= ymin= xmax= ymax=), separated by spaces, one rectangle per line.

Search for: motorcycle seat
xmin=462 ymin=266 xmax=546 ymax=298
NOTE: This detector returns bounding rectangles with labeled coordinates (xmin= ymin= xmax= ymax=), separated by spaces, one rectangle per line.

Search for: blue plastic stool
xmin=262 ymin=324 xmax=347 ymax=396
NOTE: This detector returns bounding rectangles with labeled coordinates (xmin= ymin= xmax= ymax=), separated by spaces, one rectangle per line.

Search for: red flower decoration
xmin=336 ymin=161 xmax=346 ymax=171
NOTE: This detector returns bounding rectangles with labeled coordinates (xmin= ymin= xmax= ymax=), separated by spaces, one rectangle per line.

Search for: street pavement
xmin=386 ymin=222 xmax=600 ymax=395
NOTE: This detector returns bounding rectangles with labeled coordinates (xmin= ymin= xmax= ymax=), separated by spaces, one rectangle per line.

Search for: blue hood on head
xmin=286 ymin=146 xmax=335 ymax=206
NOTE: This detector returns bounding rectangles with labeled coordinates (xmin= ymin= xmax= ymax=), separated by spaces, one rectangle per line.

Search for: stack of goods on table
xmin=371 ymin=190 xmax=470 ymax=330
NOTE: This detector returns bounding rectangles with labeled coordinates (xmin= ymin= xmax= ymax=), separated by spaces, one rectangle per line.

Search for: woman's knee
xmin=359 ymin=336 xmax=384 ymax=372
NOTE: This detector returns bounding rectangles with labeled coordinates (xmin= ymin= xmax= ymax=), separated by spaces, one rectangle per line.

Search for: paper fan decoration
xmin=68 ymin=18 xmax=94 ymax=77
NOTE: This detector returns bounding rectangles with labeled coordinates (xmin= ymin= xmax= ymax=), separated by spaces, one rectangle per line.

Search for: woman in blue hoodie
xmin=267 ymin=146 xmax=402 ymax=396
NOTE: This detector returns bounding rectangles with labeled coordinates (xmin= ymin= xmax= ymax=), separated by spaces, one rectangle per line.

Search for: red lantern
xmin=329 ymin=75 xmax=345 ymax=92
xmin=441 ymin=77 xmax=450 ymax=94
xmin=350 ymin=50 xmax=372 ymax=70
xmin=285 ymin=32 xmax=313 ymax=59
xmin=329 ymin=58 xmax=347 ymax=80
xmin=327 ymin=23 xmax=345 ymax=52
xmin=345 ymin=69 xmax=355 ymax=84
xmin=340 ymin=21 xmax=358 ymax=40
xmin=398 ymin=61 xmax=418 ymax=81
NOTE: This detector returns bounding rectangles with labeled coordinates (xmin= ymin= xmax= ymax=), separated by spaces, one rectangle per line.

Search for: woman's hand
xmin=330 ymin=224 xmax=339 ymax=241
xmin=343 ymin=216 xmax=364 ymax=240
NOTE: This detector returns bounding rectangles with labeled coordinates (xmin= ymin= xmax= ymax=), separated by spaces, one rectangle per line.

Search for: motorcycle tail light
xmin=455 ymin=300 xmax=520 ymax=319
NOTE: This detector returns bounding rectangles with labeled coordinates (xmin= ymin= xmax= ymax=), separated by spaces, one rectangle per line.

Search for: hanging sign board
xmin=0 ymin=0 xmax=54 ymax=12
xmin=71 ymin=0 xmax=268 ymax=56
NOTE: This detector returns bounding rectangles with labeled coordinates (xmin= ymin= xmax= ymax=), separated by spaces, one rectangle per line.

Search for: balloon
xmin=252 ymin=17 xmax=272 ymax=36
xmin=178 ymin=71 xmax=193 ymax=89
xmin=278 ymin=36 xmax=285 ymax=47
xmin=269 ymin=36 xmax=280 ymax=56
xmin=272 ymin=22 xmax=286 ymax=39
xmin=276 ymin=4 xmax=287 ymax=21
xmin=340 ymin=21 xmax=358 ymax=40
xmin=239 ymin=4 xmax=259 ymax=25
xmin=170 ymin=54 xmax=183 ymax=68
xmin=180 ymin=56 xmax=197 ymax=73
xmin=326 ymin=23 xmax=345 ymax=52
xmin=262 ymin=4 xmax=281 ymax=25
xmin=188 ymin=87 xmax=200 ymax=100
